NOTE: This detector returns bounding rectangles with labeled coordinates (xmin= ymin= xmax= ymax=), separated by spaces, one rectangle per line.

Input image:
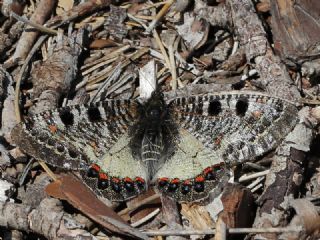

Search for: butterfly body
xmin=12 ymin=91 xmax=298 ymax=202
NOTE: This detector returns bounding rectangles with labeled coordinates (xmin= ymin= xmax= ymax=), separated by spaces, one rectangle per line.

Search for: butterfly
xmin=11 ymin=90 xmax=298 ymax=202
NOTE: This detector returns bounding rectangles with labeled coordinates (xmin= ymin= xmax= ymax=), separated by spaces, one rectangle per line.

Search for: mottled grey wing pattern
xmin=12 ymin=91 xmax=298 ymax=202
xmin=154 ymin=91 xmax=298 ymax=201
xmin=11 ymin=99 xmax=149 ymax=201
xmin=168 ymin=91 xmax=298 ymax=165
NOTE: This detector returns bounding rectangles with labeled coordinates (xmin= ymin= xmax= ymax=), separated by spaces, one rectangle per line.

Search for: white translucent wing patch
xmin=98 ymin=133 xmax=148 ymax=180
xmin=154 ymin=129 xmax=221 ymax=180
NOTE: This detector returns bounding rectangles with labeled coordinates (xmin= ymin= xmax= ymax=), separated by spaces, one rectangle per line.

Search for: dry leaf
xmin=46 ymin=175 xmax=148 ymax=239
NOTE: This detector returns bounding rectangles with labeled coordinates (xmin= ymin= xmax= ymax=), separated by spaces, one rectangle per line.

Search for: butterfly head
xmin=144 ymin=91 xmax=167 ymax=121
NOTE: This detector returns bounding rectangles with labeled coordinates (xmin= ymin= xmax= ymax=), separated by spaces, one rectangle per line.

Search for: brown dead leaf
xmin=89 ymin=39 xmax=119 ymax=49
xmin=45 ymin=174 xmax=148 ymax=239
xmin=45 ymin=179 xmax=67 ymax=200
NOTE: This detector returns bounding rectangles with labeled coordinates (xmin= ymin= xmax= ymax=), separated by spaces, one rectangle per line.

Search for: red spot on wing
xmin=183 ymin=180 xmax=191 ymax=185
xmin=99 ymin=173 xmax=108 ymax=180
xmin=112 ymin=177 xmax=120 ymax=183
xmin=135 ymin=177 xmax=145 ymax=183
xmin=171 ymin=178 xmax=180 ymax=184
xmin=195 ymin=176 xmax=205 ymax=182
xmin=91 ymin=164 xmax=100 ymax=172
xmin=214 ymin=135 xmax=223 ymax=146
xmin=204 ymin=167 xmax=213 ymax=175
xmin=124 ymin=177 xmax=133 ymax=182
xmin=49 ymin=124 xmax=58 ymax=133
xmin=159 ymin=177 xmax=169 ymax=182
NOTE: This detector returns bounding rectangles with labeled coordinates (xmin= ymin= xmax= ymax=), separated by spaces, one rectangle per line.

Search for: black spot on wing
xmin=68 ymin=148 xmax=78 ymax=158
xmin=236 ymin=97 xmax=249 ymax=116
xmin=208 ymin=100 xmax=222 ymax=116
xmin=56 ymin=143 xmax=65 ymax=153
xmin=59 ymin=107 xmax=74 ymax=125
xmin=87 ymin=106 xmax=102 ymax=122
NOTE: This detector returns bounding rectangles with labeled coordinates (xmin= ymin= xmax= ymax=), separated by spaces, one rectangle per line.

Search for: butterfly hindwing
xmin=80 ymin=133 xmax=148 ymax=201
xmin=154 ymin=129 xmax=231 ymax=202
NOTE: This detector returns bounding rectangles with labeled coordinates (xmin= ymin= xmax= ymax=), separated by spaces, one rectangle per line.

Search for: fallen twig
xmin=142 ymin=226 xmax=301 ymax=236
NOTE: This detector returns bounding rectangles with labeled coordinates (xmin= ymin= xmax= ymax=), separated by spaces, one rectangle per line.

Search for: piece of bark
xmin=0 ymin=198 xmax=96 ymax=239
xmin=189 ymin=0 xmax=301 ymax=101
xmin=0 ymin=66 xmax=17 ymax=141
xmin=280 ymin=199 xmax=320 ymax=240
xmin=1 ymin=0 xmax=25 ymax=17
xmin=47 ymin=0 xmax=113 ymax=28
xmin=0 ymin=144 xmax=12 ymax=171
xmin=214 ymin=217 xmax=227 ymax=240
xmin=220 ymin=184 xmax=256 ymax=229
xmin=0 ymin=21 xmax=24 ymax=59
xmin=301 ymin=58 xmax=320 ymax=80
xmin=270 ymin=0 xmax=320 ymax=62
xmin=252 ymin=107 xmax=314 ymax=240
xmin=228 ymin=0 xmax=301 ymax=102
xmin=175 ymin=12 xmax=209 ymax=50
xmin=181 ymin=203 xmax=215 ymax=233
xmin=306 ymin=167 xmax=320 ymax=198
xmin=29 ymin=28 xmax=85 ymax=113
xmin=194 ymin=0 xmax=230 ymax=29
xmin=160 ymin=195 xmax=185 ymax=240
xmin=16 ymin=173 xmax=50 ymax=208
xmin=12 ymin=0 xmax=56 ymax=62
xmin=104 ymin=5 xmax=128 ymax=41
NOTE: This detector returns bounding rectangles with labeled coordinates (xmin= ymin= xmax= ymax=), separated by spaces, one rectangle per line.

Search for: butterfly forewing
xmin=167 ymin=92 xmax=298 ymax=165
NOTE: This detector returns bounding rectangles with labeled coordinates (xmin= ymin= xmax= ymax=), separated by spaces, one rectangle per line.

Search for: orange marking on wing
xmin=159 ymin=177 xmax=169 ymax=182
xmin=124 ymin=177 xmax=133 ymax=182
xmin=49 ymin=124 xmax=58 ymax=133
xmin=99 ymin=173 xmax=108 ymax=180
xmin=195 ymin=176 xmax=205 ymax=182
xmin=252 ymin=110 xmax=263 ymax=119
xmin=91 ymin=164 xmax=100 ymax=172
xmin=135 ymin=177 xmax=145 ymax=183
xmin=171 ymin=178 xmax=180 ymax=184
xmin=112 ymin=177 xmax=120 ymax=183
xmin=204 ymin=167 xmax=213 ymax=175
xmin=214 ymin=135 xmax=223 ymax=146
xmin=183 ymin=180 xmax=191 ymax=185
